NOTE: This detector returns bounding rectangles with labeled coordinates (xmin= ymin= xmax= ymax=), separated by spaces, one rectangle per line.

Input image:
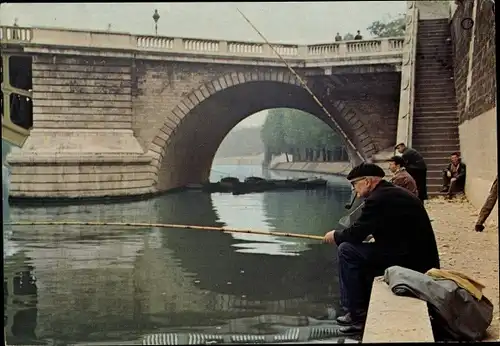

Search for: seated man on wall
xmin=387 ymin=155 xmax=418 ymax=197
xmin=322 ymin=163 xmax=440 ymax=333
xmin=441 ymin=152 xmax=466 ymax=196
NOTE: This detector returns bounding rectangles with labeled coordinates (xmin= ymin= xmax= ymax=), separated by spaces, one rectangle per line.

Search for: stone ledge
xmin=7 ymin=154 xmax=153 ymax=165
xmin=8 ymin=164 xmax=157 ymax=175
xmin=8 ymin=186 xmax=158 ymax=202
xmin=9 ymin=178 xmax=155 ymax=193
xmin=9 ymin=171 xmax=154 ymax=184
xmin=21 ymin=45 xmax=403 ymax=68
xmin=362 ymin=276 xmax=434 ymax=343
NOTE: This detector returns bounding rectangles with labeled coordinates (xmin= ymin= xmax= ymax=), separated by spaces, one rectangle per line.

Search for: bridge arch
xmin=147 ymin=71 xmax=377 ymax=191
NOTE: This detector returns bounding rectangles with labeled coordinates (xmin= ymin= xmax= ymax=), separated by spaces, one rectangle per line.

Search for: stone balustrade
xmin=0 ymin=25 xmax=404 ymax=60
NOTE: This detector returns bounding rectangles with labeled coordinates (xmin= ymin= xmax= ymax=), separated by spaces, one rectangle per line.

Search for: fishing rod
xmin=6 ymin=221 xmax=325 ymax=241
xmin=236 ymin=8 xmax=365 ymax=165
xmin=7 ymin=199 xmax=365 ymax=241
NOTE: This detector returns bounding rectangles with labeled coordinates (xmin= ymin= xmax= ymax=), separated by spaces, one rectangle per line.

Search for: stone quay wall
xmin=450 ymin=0 xmax=497 ymax=222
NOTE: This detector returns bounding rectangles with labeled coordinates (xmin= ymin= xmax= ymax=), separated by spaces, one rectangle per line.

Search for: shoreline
xmin=269 ymin=161 xmax=352 ymax=177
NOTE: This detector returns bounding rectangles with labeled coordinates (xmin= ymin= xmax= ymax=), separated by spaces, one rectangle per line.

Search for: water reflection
xmin=4 ymin=165 xmax=353 ymax=344
xmin=4 ymin=252 xmax=38 ymax=345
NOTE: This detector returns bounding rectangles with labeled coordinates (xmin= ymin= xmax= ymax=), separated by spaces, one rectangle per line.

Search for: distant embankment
xmin=269 ymin=149 xmax=395 ymax=177
xmin=270 ymin=161 xmax=352 ymax=176
xmin=212 ymin=154 xmax=264 ymax=166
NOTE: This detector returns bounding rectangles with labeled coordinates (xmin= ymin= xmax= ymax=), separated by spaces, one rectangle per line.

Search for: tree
xmin=367 ymin=15 xmax=406 ymax=38
xmin=260 ymin=108 xmax=287 ymax=155
xmin=260 ymin=108 xmax=345 ymax=163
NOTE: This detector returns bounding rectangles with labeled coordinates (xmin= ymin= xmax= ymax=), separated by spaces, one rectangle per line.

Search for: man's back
xmin=391 ymin=169 xmax=418 ymax=196
xmin=402 ymin=147 xmax=427 ymax=170
xmin=373 ymin=181 xmax=439 ymax=271
xmin=352 ymin=181 xmax=439 ymax=272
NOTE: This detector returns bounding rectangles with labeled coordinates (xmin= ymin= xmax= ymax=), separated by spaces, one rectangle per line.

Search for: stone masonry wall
xmin=341 ymin=97 xmax=399 ymax=152
xmin=450 ymin=0 xmax=496 ymax=123
xmin=450 ymin=0 xmax=497 ymax=217
xmin=7 ymin=55 xmax=156 ymax=198
xmin=31 ymin=55 xmax=133 ymax=129
xmin=131 ymin=61 xmax=271 ymax=151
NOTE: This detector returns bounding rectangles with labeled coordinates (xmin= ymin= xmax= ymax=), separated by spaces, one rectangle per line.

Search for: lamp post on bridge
xmin=153 ymin=9 xmax=160 ymax=36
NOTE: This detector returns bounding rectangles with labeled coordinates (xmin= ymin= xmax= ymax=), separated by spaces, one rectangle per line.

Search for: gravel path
xmin=425 ymin=196 xmax=499 ymax=341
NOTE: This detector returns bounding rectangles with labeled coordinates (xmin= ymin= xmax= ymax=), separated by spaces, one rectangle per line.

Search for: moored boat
xmin=192 ymin=176 xmax=328 ymax=195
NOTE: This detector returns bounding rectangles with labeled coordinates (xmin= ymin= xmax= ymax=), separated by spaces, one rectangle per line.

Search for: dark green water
xmin=3 ymin=164 xmax=354 ymax=345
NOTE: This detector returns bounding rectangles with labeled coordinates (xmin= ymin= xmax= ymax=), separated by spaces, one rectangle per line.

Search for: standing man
xmin=323 ymin=163 xmax=440 ymax=333
xmin=474 ymin=176 xmax=498 ymax=232
xmin=441 ymin=152 xmax=467 ymax=196
xmin=354 ymin=30 xmax=363 ymax=40
xmin=335 ymin=32 xmax=342 ymax=42
xmin=387 ymin=156 xmax=418 ymax=197
xmin=395 ymin=143 xmax=428 ymax=201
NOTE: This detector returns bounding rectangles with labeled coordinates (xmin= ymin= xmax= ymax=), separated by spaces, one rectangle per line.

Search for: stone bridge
xmin=1 ymin=25 xmax=406 ymax=198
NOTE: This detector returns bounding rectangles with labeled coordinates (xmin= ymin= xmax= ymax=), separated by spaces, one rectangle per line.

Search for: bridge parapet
xmin=1 ymin=25 xmax=404 ymax=62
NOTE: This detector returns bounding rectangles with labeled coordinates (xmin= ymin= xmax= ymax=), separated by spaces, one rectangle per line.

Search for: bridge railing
xmin=1 ymin=25 xmax=404 ymax=59
xmin=0 ymin=26 xmax=33 ymax=42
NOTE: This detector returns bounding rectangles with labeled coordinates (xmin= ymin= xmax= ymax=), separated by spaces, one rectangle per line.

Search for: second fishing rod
xmin=236 ymin=8 xmax=366 ymax=167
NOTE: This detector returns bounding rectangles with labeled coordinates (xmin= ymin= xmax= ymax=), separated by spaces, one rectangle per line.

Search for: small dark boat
xmin=232 ymin=177 xmax=327 ymax=195
xmin=195 ymin=177 xmax=327 ymax=195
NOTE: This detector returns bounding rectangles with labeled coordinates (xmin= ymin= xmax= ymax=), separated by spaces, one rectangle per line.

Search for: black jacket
xmin=334 ymin=180 xmax=440 ymax=273
xmin=402 ymin=147 xmax=427 ymax=170
xmin=445 ymin=161 xmax=467 ymax=182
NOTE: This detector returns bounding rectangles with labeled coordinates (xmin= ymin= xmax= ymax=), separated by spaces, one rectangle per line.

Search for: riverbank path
xmin=426 ymin=197 xmax=499 ymax=341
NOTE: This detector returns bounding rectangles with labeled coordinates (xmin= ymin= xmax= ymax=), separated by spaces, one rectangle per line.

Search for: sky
xmin=0 ymin=1 xmax=406 ymax=128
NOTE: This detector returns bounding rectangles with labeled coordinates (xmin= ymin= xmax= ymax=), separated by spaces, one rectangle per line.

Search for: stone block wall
xmin=31 ymin=55 xmax=133 ymax=129
xmin=450 ymin=0 xmax=497 ymax=219
xmin=7 ymin=55 xmax=155 ymax=198
xmin=450 ymin=0 xmax=496 ymax=124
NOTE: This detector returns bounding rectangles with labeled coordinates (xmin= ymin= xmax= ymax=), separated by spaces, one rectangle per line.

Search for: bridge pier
xmin=7 ymin=128 xmax=155 ymax=199
xmin=5 ymin=52 xmax=156 ymax=199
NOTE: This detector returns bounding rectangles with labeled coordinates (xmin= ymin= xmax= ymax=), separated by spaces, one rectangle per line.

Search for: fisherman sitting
xmin=323 ymin=163 xmax=440 ymax=333
xmin=441 ymin=152 xmax=466 ymax=197
xmin=387 ymin=155 xmax=418 ymax=197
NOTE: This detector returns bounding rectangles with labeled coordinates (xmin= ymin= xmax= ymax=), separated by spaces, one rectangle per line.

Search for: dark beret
xmin=346 ymin=163 xmax=386 ymax=180
xmin=387 ymin=155 xmax=406 ymax=167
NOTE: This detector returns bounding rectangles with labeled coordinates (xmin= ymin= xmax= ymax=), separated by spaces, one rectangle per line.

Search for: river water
xmin=3 ymin=164 xmax=355 ymax=345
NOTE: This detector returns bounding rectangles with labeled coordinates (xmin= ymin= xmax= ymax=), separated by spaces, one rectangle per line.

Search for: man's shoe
xmin=475 ymin=224 xmax=485 ymax=232
xmin=336 ymin=311 xmax=367 ymax=326
xmin=339 ymin=322 xmax=364 ymax=334
xmin=440 ymin=186 xmax=449 ymax=193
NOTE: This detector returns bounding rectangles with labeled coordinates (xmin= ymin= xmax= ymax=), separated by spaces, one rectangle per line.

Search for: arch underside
xmin=150 ymin=73 xmax=399 ymax=192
